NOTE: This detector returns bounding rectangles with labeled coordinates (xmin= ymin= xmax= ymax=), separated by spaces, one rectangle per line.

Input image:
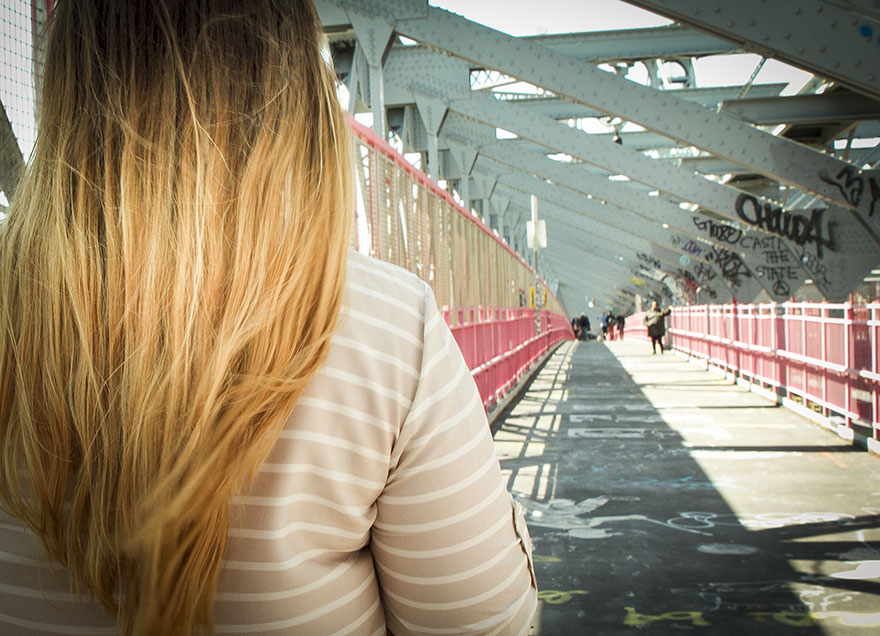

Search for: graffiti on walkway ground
xmin=522 ymin=497 xmax=713 ymax=538
xmin=624 ymin=606 xmax=880 ymax=628
xmin=538 ymin=590 xmax=589 ymax=604
xmin=666 ymin=510 xmax=855 ymax=531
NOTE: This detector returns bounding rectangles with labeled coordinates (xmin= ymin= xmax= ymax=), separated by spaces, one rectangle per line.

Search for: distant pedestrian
xmin=571 ymin=316 xmax=579 ymax=340
xmin=616 ymin=314 xmax=626 ymax=340
xmin=645 ymin=301 xmax=671 ymax=354
xmin=600 ymin=312 xmax=610 ymax=340
xmin=579 ymin=313 xmax=591 ymax=341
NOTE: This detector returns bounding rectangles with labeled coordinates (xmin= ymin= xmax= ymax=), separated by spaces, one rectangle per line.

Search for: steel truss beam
xmin=720 ymin=91 xmax=880 ymax=126
xmin=442 ymin=90 xmax=876 ymax=301
xmin=373 ymin=38 xmax=879 ymax=301
xmin=497 ymin=183 xmax=731 ymax=305
xmin=624 ymin=0 xmax=880 ymax=101
xmin=463 ymin=134 xmax=803 ymax=303
xmin=359 ymin=1 xmax=880 ymax=217
xmin=487 ymin=84 xmax=786 ymax=122
xmin=520 ymin=25 xmax=737 ymax=62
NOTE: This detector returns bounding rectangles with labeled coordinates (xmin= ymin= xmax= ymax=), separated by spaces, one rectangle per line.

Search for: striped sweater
xmin=0 ymin=251 xmax=538 ymax=635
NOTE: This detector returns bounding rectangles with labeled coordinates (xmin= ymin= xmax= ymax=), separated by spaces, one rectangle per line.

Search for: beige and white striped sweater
xmin=0 ymin=251 xmax=538 ymax=635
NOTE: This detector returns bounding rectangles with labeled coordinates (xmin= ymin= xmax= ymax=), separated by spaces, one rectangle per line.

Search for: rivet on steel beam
xmin=818 ymin=45 xmax=826 ymax=52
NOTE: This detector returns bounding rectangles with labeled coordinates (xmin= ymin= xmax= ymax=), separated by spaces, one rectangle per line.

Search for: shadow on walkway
xmin=492 ymin=340 xmax=880 ymax=636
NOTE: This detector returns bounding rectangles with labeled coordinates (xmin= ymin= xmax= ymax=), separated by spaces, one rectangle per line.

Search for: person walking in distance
xmin=579 ymin=313 xmax=591 ymax=341
xmin=646 ymin=300 xmax=672 ymax=354
xmin=616 ymin=313 xmax=626 ymax=340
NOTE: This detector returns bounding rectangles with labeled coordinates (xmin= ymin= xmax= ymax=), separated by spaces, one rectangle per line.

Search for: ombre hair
xmin=0 ymin=0 xmax=352 ymax=633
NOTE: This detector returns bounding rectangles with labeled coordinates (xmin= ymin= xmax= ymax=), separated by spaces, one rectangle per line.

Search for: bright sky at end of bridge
xmin=429 ymin=0 xmax=813 ymax=93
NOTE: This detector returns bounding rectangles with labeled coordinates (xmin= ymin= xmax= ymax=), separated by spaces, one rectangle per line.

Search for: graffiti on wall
xmin=820 ymin=166 xmax=880 ymax=218
xmin=692 ymin=217 xmax=800 ymax=299
xmin=734 ymin=194 xmax=834 ymax=258
xmin=703 ymin=246 xmax=751 ymax=291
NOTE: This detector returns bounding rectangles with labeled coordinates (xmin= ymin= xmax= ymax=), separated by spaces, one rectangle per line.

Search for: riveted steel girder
xmin=720 ymin=91 xmax=880 ymax=126
xmin=521 ymin=25 xmax=737 ymax=62
xmin=440 ymin=112 xmax=809 ymax=298
xmin=441 ymin=91 xmax=876 ymax=301
xmin=462 ymin=135 xmax=806 ymax=302
xmin=486 ymin=84 xmax=786 ymax=122
xmin=318 ymin=0 xmax=880 ymax=302
xmin=624 ymin=0 xmax=880 ymax=101
xmin=531 ymin=228 xmax=666 ymax=305
xmin=488 ymin=171 xmax=737 ymax=302
xmin=495 ymin=180 xmax=733 ymax=304
xmin=360 ymin=1 xmax=880 ymax=218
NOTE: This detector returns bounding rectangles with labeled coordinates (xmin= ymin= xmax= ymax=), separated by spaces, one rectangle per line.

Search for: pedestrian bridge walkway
xmin=493 ymin=339 xmax=880 ymax=636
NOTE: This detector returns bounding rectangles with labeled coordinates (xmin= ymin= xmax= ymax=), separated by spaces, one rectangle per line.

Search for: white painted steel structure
xmin=316 ymin=0 xmax=880 ymax=318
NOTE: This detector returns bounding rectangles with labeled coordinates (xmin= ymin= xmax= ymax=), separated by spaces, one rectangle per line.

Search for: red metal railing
xmin=444 ymin=308 xmax=572 ymax=408
xmin=629 ymin=302 xmax=880 ymax=439
xmin=347 ymin=118 xmax=574 ymax=411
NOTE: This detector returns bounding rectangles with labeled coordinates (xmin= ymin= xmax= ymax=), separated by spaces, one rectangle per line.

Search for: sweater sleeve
xmin=370 ymin=282 xmax=538 ymax=636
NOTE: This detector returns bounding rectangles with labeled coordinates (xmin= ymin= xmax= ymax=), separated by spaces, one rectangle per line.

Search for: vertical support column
xmin=530 ymin=194 xmax=541 ymax=336
xmin=447 ymin=141 xmax=477 ymax=213
xmin=347 ymin=11 xmax=394 ymax=139
xmin=413 ymin=94 xmax=448 ymax=182
xmin=345 ymin=44 xmax=363 ymax=114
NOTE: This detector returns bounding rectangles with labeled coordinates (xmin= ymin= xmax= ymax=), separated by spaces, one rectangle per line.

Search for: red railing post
xmin=844 ymin=301 xmax=853 ymax=429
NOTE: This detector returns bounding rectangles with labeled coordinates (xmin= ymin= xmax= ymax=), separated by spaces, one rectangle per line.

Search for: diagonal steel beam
xmin=624 ymin=0 xmax=880 ymax=102
xmin=357 ymin=0 xmax=880 ymax=218
xmin=440 ymin=92 xmax=876 ymax=300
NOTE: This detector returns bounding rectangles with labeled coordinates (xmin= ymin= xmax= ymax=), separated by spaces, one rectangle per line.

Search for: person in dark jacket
xmin=616 ymin=313 xmax=626 ymax=340
xmin=645 ymin=301 xmax=671 ymax=354
xmin=579 ymin=313 xmax=591 ymax=341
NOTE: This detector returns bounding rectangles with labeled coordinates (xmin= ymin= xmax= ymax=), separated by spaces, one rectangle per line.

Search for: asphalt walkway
xmin=492 ymin=339 xmax=880 ymax=636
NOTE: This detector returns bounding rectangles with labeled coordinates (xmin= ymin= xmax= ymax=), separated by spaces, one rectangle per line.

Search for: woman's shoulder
xmin=346 ymin=251 xmax=427 ymax=296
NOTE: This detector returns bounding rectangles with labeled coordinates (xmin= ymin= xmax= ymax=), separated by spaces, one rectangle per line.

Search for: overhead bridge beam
xmin=624 ymin=0 xmax=880 ymax=102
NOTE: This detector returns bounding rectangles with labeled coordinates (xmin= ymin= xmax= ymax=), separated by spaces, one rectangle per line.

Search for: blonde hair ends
xmin=0 ymin=1 xmax=353 ymax=634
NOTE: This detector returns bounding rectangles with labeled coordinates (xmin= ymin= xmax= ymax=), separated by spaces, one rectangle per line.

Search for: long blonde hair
xmin=0 ymin=0 xmax=352 ymax=633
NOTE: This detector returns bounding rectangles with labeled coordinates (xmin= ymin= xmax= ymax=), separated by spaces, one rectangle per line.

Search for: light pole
xmin=528 ymin=195 xmax=547 ymax=336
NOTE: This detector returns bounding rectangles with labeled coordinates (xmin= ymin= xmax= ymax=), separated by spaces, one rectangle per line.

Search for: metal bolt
xmin=818 ymin=45 xmax=826 ymax=52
